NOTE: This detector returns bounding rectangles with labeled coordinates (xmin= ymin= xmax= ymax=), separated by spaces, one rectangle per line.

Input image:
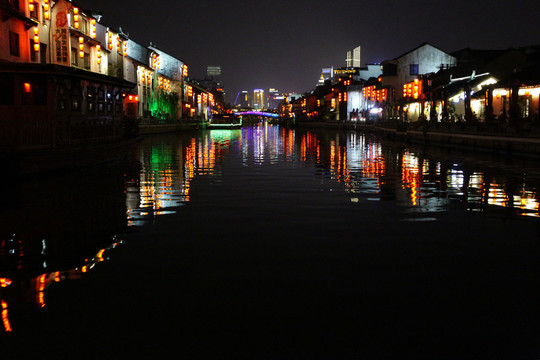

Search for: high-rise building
xmin=207 ymin=65 xmax=222 ymax=78
xmin=346 ymin=46 xmax=361 ymax=68
xmin=318 ymin=67 xmax=334 ymax=85
xmin=235 ymin=90 xmax=250 ymax=108
xmin=268 ymin=88 xmax=283 ymax=110
xmin=253 ymin=89 xmax=265 ymax=109
xmin=204 ymin=65 xmax=222 ymax=89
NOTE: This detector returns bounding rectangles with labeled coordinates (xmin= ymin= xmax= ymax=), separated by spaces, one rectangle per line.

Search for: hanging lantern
xmin=96 ymin=44 xmax=101 ymax=64
xmin=73 ymin=7 xmax=79 ymax=29
xmin=116 ymin=36 xmax=121 ymax=54
xmin=33 ymin=27 xmax=39 ymax=52
xmin=107 ymin=31 xmax=113 ymax=50
xmin=43 ymin=0 xmax=49 ymax=19
xmin=79 ymin=37 xmax=84 ymax=58
xmin=90 ymin=19 xmax=97 ymax=39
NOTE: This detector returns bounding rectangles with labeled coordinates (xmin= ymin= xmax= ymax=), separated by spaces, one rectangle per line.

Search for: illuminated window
xmin=410 ymin=64 xmax=419 ymax=75
xmin=71 ymin=98 xmax=81 ymax=112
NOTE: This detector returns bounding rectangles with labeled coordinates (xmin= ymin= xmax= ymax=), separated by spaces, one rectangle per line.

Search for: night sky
xmin=76 ymin=0 xmax=539 ymax=103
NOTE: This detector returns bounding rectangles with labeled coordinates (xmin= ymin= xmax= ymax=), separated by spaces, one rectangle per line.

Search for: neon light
xmin=236 ymin=111 xmax=279 ymax=118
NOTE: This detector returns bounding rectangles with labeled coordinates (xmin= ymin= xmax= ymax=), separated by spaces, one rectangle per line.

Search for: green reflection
xmin=150 ymin=145 xmax=175 ymax=170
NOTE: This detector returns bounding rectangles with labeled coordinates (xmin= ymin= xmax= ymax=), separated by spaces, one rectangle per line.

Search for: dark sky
xmin=76 ymin=0 xmax=539 ymax=103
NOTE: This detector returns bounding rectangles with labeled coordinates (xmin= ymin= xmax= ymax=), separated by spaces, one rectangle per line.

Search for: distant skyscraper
xmin=268 ymin=88 xmax=283 ymax=110
xmin=253 ymin=89 xmax=265 ymax=109
xmin=205 ymin=65 xmax=223 ymax=90
xmin=235 ymin=90 xmax=250 ymax=108
xmin=346 ymin=46 xmax=361 ymax=68
xmin=319 ymin=67 xmax=334 ymax=85
xmin=207 ymin=65 xmax=221 ymax=78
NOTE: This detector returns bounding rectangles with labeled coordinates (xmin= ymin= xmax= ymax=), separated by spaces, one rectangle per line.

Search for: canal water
xmin=2 ymin=124 xmax=540 ymax=358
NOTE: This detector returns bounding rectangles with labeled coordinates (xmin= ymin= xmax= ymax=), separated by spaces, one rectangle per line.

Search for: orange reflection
xmin=300 ymin=131 xmax=319 ymax=162
xmin=37 ymin=274 xmax=46 ymax=308
xmin=488 ymin=182 xmax=508 ymax=207
xmin=329 ymin=141 xmax=351 ymax=185
xmin=126 ymin=128 xmax=540 ymax=221
xmin=515 ymin=189 xmax=540 ymax=217
xmin=96 ymin=249 xmax=105 ymax=262
xmin=1 ymin=300 xmax=12 ymax=332
xmin=362 ymin=142 xmax=386 ymax=183
xmin=401 ymin=152 xmax=421 ymax=206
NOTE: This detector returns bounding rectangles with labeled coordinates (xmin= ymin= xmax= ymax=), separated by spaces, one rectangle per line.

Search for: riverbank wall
xmin=139 ymin=121 xmax=202 ymax=134
xmin=295 ymin=119 xmax=540 ymax=157
xmin=138 ymin=117 xmax=540 ymax=157
xmin=375 ymin=125 xmax=540 ymax=157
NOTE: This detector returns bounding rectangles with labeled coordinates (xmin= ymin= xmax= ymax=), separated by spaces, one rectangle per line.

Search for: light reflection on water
xmin=0 ymin=164 xmax=131 ymax=334
xmin=126 ymin=124 xmax=540 ymax=224
xmin=2 ymin=123 xmax=540 ymax=340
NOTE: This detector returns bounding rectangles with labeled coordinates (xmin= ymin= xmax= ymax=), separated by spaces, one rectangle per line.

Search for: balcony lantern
xmin=44 ymin=0 xmax=49 ymax=19
xmin=73 ymin=8 xmax=79 ymax=29
xmin=78 ymin=37 xmax=84 ymax=58
xmin=33 ymin=27 xmax=39 ymax=52
xmin=91 ymin=19 xmax=97 ymax=39
xmin=107 ymin=32 xmax=113 ymax=50
xmin=96 ymin=45 xmax=102 ymax=64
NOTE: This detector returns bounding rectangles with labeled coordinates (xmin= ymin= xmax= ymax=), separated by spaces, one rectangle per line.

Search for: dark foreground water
xmin=2 ymin=124 xmax=540 ymax=358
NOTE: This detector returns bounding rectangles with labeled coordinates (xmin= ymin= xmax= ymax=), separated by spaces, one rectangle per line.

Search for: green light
xmin=148 ymin=90 xmax=179 ymax=123
xmin=209 ymin=129 xmax=241 ymax=142
xmin=150 ymin=145 xmax=175 ymax=170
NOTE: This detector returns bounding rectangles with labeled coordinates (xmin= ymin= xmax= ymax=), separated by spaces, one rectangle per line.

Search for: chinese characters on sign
xmin=51 ymin=1 xmax=70 ymax=66
xmin=54 ymin=29 xmax=68 ymax=64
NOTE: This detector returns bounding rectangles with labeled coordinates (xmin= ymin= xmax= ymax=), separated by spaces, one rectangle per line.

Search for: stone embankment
xmin=296 ymin=119 xmax=540 ymax=156
xmin=375 ymin=123 xmax=540 ymax=157
xmin=138 ymin=121 xmax=202 ymax=134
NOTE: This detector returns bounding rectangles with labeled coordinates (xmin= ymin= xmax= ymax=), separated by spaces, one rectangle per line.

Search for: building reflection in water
xmin=0 ymin=164 xmax=132 ymax=333
xmin=2 ymin=124 xmax=539 ymax=334
xmin=127 ymin=125 xmax=302 ymax=226
xmin=127 ymin=130 xmax=244 ymax=226
xmin=294 ymin=128 xmax=539 ymax=218
xmin=127 ymin=125 xmax=540 ymax=223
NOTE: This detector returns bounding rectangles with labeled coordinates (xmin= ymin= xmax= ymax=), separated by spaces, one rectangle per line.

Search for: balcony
xmin=0 ymin=0 xmax=38 ymax=30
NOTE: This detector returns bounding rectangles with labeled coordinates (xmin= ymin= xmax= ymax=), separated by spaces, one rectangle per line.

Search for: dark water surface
xmin=2 ymin=124 xmax=540 ymax=358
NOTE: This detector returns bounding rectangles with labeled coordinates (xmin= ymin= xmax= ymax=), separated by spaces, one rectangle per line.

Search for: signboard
xmin=334 ymin=69 xmax=358 ymax=75
xmin=51 ymin=0 xmax=70 ymax=66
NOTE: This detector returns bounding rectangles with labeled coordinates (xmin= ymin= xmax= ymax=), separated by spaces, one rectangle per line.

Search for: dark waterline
xmin=2 ymin=125 xmax=540 ymax=358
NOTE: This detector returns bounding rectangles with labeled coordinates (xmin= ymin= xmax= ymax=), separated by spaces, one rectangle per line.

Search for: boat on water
xmin=208 ymin=114 xmax=242 ymax=129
